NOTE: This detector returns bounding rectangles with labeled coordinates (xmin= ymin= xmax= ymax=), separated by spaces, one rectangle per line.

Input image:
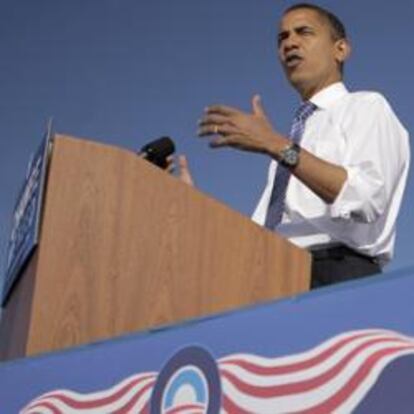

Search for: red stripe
xmin=25 ymin=374 xmax=155 ymax=410
xmin=296 ymin=345 xmax=414 ymax=414
xmin=219 ymin=331 xmax=391 ymax=375
xmin=112 ymin=379 xmax=155 ymax=414
xmin=165 ymin=402 xmax=205 ymax=414
xmin=220 ymin=337 xmax=407 ymax=398
xmin=141 ymin=401 xmax=151 ymax=414
xmin=221 ymin=394 xmax=252 ymax=414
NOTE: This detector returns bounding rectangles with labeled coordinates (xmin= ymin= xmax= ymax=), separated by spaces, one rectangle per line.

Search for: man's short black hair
xmin=284 ymin=3 xmax=347 ymax=41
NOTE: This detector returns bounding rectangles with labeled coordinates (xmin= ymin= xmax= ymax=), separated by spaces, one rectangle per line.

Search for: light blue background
xmin=1 ymin=0 xmax=413 ymax=290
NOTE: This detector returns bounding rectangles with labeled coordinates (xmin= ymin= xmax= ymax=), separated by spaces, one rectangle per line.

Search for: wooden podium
xmin=0 ymin=135 xmax=311 ymax=361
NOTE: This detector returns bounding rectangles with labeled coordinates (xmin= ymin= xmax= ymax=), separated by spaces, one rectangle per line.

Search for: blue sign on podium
xmin=1 ymin=126 xmax=53 ymax=306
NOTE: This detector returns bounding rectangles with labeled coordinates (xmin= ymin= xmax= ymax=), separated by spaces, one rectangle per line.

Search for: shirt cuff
xmin=329 ymin=164 xmax=385 ymax=223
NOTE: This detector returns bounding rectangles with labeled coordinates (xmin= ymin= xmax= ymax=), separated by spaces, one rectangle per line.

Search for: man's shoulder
xmin=345 ymin=90 xmax=389 ymax=106
xmin=337 ymin=89 xmax=408 ymax=137
xmin=337 ymin=89 xmax=393 ymax=116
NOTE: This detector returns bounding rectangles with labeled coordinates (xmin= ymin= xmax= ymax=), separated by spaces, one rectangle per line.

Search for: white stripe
xmin=20 ymin=408 xmax=55 ymax=414
xmin=219 ymin=334 xmax=411 ymax=386
xmin=107 ymin=385 xmax=153 ymax=414
xmin=219 ymin=329 xmax=406 ymax=367
xmin=21 ymin=376 xmax=154 ymax=414
xmin=24 ymin=372 xmax=156 ymax=406
xmin=221 ymin=344 xmax=414 ymax=413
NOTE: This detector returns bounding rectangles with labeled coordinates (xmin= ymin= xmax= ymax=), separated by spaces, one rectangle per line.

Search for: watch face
xmin=281 ymin=144 xmax=300 ymax=167
xmin=285 ymin=149 xmax=299 ymax=166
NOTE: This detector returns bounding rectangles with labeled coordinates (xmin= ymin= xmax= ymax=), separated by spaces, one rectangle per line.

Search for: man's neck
xmin=296 ymin=76 xmax=343 ymax=101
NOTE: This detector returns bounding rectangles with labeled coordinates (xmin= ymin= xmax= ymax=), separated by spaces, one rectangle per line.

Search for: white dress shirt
xmin=252 ymin=82 xmax=410 ymax=265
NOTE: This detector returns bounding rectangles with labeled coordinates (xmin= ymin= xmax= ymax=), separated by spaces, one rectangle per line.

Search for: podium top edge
xmin=53 ymin=133 xmax=137 ymax=158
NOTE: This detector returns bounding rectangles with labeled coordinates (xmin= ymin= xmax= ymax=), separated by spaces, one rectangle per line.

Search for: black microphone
xmin=138 ymin=136 xmax=175 ymax=169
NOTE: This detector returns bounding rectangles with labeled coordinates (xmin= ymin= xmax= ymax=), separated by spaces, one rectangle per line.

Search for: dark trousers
xmin=310 ymin=245 xmax=382 ymax=289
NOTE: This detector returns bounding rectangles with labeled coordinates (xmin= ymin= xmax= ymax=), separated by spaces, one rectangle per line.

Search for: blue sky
xmin=0 ymin=0 xmax=413 ymax=288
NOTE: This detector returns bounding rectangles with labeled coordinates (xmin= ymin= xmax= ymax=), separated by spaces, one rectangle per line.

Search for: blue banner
xmin=1 ymin=270 xmax=414 ymax=413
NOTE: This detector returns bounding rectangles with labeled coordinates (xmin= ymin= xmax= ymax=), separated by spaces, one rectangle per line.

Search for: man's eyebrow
xmin=296 ymin=24 xmax=314 ymax=32
xmin=278 ymin=24 xmax=314 ymax=42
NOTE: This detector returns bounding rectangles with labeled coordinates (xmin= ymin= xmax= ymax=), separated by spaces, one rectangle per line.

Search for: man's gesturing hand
xmin=197 ymin=95 xmax=287 ymax=155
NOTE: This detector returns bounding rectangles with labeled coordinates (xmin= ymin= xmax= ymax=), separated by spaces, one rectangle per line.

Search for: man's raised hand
xmin=197 ymin=95 xmax=285 ymax=156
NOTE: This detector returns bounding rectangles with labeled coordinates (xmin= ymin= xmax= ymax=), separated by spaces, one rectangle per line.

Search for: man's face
xmin=278 ymin=8 xmax=348 ymax=98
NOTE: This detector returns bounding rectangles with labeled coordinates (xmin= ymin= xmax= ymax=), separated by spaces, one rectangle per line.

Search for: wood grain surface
xmin=2 ymin=135 xmax=311 ymax=359
xmin=0 ymin=252 xmax=39 ymax=360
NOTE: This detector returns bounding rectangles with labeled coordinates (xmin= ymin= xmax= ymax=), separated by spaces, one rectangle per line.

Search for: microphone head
xmin=139 ymin=136 xmax=175 ymax=168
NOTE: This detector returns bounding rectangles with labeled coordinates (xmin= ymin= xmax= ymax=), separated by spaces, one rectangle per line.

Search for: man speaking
xmin=193 ymin=3 xmax=410 ymax=288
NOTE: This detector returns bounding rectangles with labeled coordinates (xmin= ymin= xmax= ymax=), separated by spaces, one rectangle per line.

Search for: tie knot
xmin=295 ymin=101 xmax=318 ymax=121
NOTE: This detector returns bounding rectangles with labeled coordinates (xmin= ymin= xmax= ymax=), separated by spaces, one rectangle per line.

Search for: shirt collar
xmin=309 ymin=82 xmax=349 ymax=110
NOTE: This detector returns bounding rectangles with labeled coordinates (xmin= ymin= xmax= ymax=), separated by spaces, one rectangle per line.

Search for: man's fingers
xmin=208 ymin=134 xmax=244 ymax=149
xmin=209 ymin=136 xmax=229 ymax=148
xmin=178 ymin=155 xmax=194 ymax=186
xmin=166 ymin=162 xmax=175 ymax=173
xmin=252 ymin=94 xmax=267 ymax=118
xmin=165 ymin=155 xmax=175 ymax=173
xmin=198 ymin=123 xmax=237 ymax=137
xmin=197 ymin=124 xmax=225 ymax=136
xmin=198 ymin=113 xmax=230 ymax=127
xmin=178 ymin=154 xmax=189 ymax=169
xmin=197 ymin=125 xmax=212 ymax=136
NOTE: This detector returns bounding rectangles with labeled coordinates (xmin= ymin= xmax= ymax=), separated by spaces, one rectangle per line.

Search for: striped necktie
xmin=264 ymin=101 xmax=318 ymax=230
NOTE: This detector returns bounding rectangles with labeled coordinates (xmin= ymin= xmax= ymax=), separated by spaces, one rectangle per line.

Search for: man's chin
xmin=287 ymin=72 xmax=308 ymax=91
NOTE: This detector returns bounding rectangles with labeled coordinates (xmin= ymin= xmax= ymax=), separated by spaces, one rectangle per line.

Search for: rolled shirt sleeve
xmin=329 ymin=93 xmax=410 ymax=224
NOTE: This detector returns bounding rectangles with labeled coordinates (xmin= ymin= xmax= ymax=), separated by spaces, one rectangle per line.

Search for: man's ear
xmin=335 ymin=38 xmax=351 ymax=64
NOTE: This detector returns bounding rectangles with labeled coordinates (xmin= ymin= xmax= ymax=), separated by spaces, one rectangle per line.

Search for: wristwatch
xmin=280 ymin=142 xmax=301 ymax=168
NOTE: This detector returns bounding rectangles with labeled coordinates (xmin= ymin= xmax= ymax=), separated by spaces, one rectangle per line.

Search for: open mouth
xmin=285 ymin=54 xmax=303 ymax=68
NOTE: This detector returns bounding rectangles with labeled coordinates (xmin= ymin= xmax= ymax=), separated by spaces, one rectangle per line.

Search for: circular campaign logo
xmin=150 ymin=346 xmax=222 ymax=414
